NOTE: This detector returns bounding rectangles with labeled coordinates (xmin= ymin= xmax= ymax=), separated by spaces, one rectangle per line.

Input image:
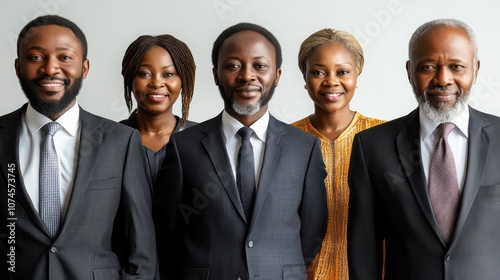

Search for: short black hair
xmin=17 ymin=15 xmax=88 ymax=60
xmin=211 ymin=22 xmax=282 ymax=69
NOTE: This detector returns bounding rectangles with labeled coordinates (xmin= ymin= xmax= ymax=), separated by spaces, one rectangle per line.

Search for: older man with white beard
xmin=347 ymin=18 xmax=500 ymax=280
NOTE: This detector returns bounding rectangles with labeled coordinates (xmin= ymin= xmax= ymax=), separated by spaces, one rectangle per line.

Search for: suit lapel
xmin=0 ymin=104 xmax=52 ymax=235
xmin=201 ymin=115 xmax=247 ymax=221
xmin=451 ymin=108 xmax=489 ymax=244
xmin=250 ymin=116 xmax=285 ymax=226
xmin=60 ymin=108 xmax=102 ymax=229
xmin=395 ymin=109 xmax=445 ymax=243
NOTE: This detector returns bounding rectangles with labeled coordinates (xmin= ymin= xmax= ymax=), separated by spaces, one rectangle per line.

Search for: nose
xmin=433 ymin=66 xmax=453 ymax=86
xmin=148 ymin=74 xmax=165 ymax=88
xmin=238 ymin=65 xmax=256 ymax=82
xmin=39 ymin=56 xmax=60 ymax=76
xmin=322 ymin=73 xmax=340 ymax=87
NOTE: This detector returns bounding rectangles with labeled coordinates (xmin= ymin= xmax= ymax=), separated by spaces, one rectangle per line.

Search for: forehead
xmin=218 ymin=30 xmax=276 ymax=62
xmin=411 ymin=26 xmax=473 ymax=61
xmin=142 ymin=45 xmax=172 ymax=61
xmin=19 ymin=24 xmax=83 ymax=54
xmin=309 ymin=43 xmax=354 ymax=61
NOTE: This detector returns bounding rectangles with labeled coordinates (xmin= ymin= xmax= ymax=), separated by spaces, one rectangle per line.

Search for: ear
xmin=212 ymin=67 xmax=219 ymax=85
xmin=14 ymin=58 xmax=20 ymax=78
xmin=274 ymin=68 xmax=282 ymax=87
xmin=473 ymin=59 xmax=480 ymax=84
xmin=82 ymin=59 xmax=90 ymax=79
xmin=405 ymin=60 xmax=413 ymax=85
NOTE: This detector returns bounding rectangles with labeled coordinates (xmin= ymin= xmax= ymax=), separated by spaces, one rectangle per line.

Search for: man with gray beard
xmin=153 ymin=22 xmax=328 ymax=280
xmin=347 ymin=18 xmax=500 ymax=279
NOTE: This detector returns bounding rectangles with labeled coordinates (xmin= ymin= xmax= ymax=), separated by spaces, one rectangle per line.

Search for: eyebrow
xmin=416 ymin=58 xmax=466 ymax=64
xmin=138 ymin=64 xmax=175 ymax=69
xmin=25 ymin=46 xmax=77 ymax=52
xmin=310 ymin=62 xmax=353 ymax=67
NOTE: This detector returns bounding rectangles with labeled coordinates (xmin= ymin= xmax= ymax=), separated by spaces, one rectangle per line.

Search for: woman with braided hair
xmin=120 ymin=34 xmax=197 ymax=186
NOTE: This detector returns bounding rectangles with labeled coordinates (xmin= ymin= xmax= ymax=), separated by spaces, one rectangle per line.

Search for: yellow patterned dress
xmin=291 ymin=112 xmax=385 ymax=280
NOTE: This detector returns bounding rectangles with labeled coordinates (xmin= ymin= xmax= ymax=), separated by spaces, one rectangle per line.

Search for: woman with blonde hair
xmin=292 ymin=28 xmax=385 ymax=280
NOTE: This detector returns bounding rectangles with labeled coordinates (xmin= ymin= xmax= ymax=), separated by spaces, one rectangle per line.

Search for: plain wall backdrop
xmin=2 ymin=0 xmax=499 ymax=124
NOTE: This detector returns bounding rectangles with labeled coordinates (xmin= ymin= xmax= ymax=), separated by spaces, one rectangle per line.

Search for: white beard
xmin=414 ymin=88 xmax=469 ymax=123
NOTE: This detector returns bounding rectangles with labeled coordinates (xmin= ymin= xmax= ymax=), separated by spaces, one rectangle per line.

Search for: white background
xmin=2 ymin=0 xmax=499 ymax=123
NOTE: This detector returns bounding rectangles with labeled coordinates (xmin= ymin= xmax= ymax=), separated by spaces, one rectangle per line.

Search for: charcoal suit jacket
xmin=348 ymin=107 xmax=500 ymax=280
xmin=154 ymin=113 xmax=328 ymax=280
xmin=0 ymin=103 xmax=157 ymax=280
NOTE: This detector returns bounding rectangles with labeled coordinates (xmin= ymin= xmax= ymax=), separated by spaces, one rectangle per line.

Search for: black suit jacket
xmin=347 ymin=107 xmax=500 ymax=280
xmin=154 ymin=113 xmax=328 ymax=280
xmin=0 ymin=104 xmax=157 ymax=279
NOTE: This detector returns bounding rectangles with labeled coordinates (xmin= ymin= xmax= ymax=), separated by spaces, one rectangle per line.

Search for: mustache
xmin=424 ymin=86 xmax=457 ymax=94
xmin=32 ymin=75 xmax=70 ymax=86
xmin=234 ymin=82 xmax=262 ymax=89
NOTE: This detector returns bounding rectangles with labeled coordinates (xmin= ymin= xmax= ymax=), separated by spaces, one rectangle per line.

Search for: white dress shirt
xmin=222 ymin=110 xmax=268 ymax=188
xmin=420 ymin=108 xmax=469 ymax=191
xmin=19 ymin=102 xmax=81 ymax=220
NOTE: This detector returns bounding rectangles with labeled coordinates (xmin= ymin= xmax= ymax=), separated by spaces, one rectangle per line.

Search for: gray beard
xmin=414 ymin=89 xmax=469 ymax=123
xmin=231 ymin=99 xmax=261 ymax=116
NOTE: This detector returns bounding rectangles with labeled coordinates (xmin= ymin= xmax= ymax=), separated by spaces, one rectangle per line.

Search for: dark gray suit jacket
xmin=347 ymin=107 xmax=500 ymax=280
xmin=0 ymin=104 xmax=157 ymax=280
xmin=154 ymin=113 xmax=328 ymax=280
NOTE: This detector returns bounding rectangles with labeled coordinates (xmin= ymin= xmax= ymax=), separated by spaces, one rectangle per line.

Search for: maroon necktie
xmin=428 ymin=123 xmax=460 ymax=244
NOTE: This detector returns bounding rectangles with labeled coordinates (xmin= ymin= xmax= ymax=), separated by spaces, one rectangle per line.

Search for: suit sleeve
xmin=153 ymin=135 xmax=184 ymax=279
xmin=347 ymin=134 xmax=384 ymax=280
xmin=120 ymin=129 xmax=158 ymax=278
xmin=300 ymin=138 xmax=328 ymax=267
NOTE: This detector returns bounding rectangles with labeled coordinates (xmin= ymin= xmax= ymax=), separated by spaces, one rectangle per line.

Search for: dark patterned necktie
xmin=428 ymin=122 xmax=460 ymax=244
xmin=237 ymin=127 xmax=256 ymax=221
xmin=39 ymin=122 xmax=62 ymax=238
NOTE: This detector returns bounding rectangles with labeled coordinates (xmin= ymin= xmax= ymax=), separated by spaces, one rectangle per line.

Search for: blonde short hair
xmin=298 ymin=28 xmax=364 ymax=78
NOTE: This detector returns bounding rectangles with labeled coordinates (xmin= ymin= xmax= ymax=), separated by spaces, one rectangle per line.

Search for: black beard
xmin=218 ymin=83 xmax=276 ymax=116
xmin=19 ymin=75 xmax=83 ymax=118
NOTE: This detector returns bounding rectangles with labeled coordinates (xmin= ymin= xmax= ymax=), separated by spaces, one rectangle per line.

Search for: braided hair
xmin=121 ymin=34 xmax=196 ymax=127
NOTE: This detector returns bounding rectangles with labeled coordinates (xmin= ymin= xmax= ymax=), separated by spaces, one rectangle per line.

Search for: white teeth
xmin=150 ymin=95 xmax=164 ymax=99
xmin=41 ymin=84 xmax=63 ymax=87
xmin=325 ymin=93 xmax=342 ymax=97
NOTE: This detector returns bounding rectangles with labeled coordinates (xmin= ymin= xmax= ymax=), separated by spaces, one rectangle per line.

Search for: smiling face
xmin=407 ymin=25 xmax=479 ymax=122
xmin=132 ymin=45 xmax=181 ymax=117
xmin=15 ymin=24 xmax=89 ymax=120
xmin=305 ymin=42 xmax=358 ymax=114
xmin=213 ymin=30 xmax=281 ymax=123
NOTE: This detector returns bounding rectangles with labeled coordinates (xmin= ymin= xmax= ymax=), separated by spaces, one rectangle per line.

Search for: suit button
xmin=248 ymin=241 xmax=254 ymax=248
xmin=445 ymin=255 xmax=451 ymax=262
xmin=50 ymin=247 xmax=57 ymax=253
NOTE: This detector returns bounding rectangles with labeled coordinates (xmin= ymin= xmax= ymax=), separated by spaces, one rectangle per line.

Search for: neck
xmin=310 ymin=107 xmax=355 ymax=140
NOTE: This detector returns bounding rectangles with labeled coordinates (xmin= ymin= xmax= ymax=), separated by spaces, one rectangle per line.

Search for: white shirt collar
xmin=221 ymin=110 xmax=269 ymax=143
xmin=419 ymin=106 xmax=469 ymax=141
xmin=25 ymin=101 xmax=81 ymax=136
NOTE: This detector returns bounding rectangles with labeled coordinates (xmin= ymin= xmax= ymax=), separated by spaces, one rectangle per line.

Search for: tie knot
xmin=438 ymin=122 xmax=455 ymax=139
xmin=43 ymin=122 xmax=61 ymax=137
xmin=238 ymin=126 xmax=254 ymax=140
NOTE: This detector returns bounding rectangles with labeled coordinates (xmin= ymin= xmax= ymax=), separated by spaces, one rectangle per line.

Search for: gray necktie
xmin=237 ymin=127 xmax=256 ymax=221
xmin=39 ymin=122 xmax=62 ymax=238
xmin=428 ymin=122 xmax=460 ymax=244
